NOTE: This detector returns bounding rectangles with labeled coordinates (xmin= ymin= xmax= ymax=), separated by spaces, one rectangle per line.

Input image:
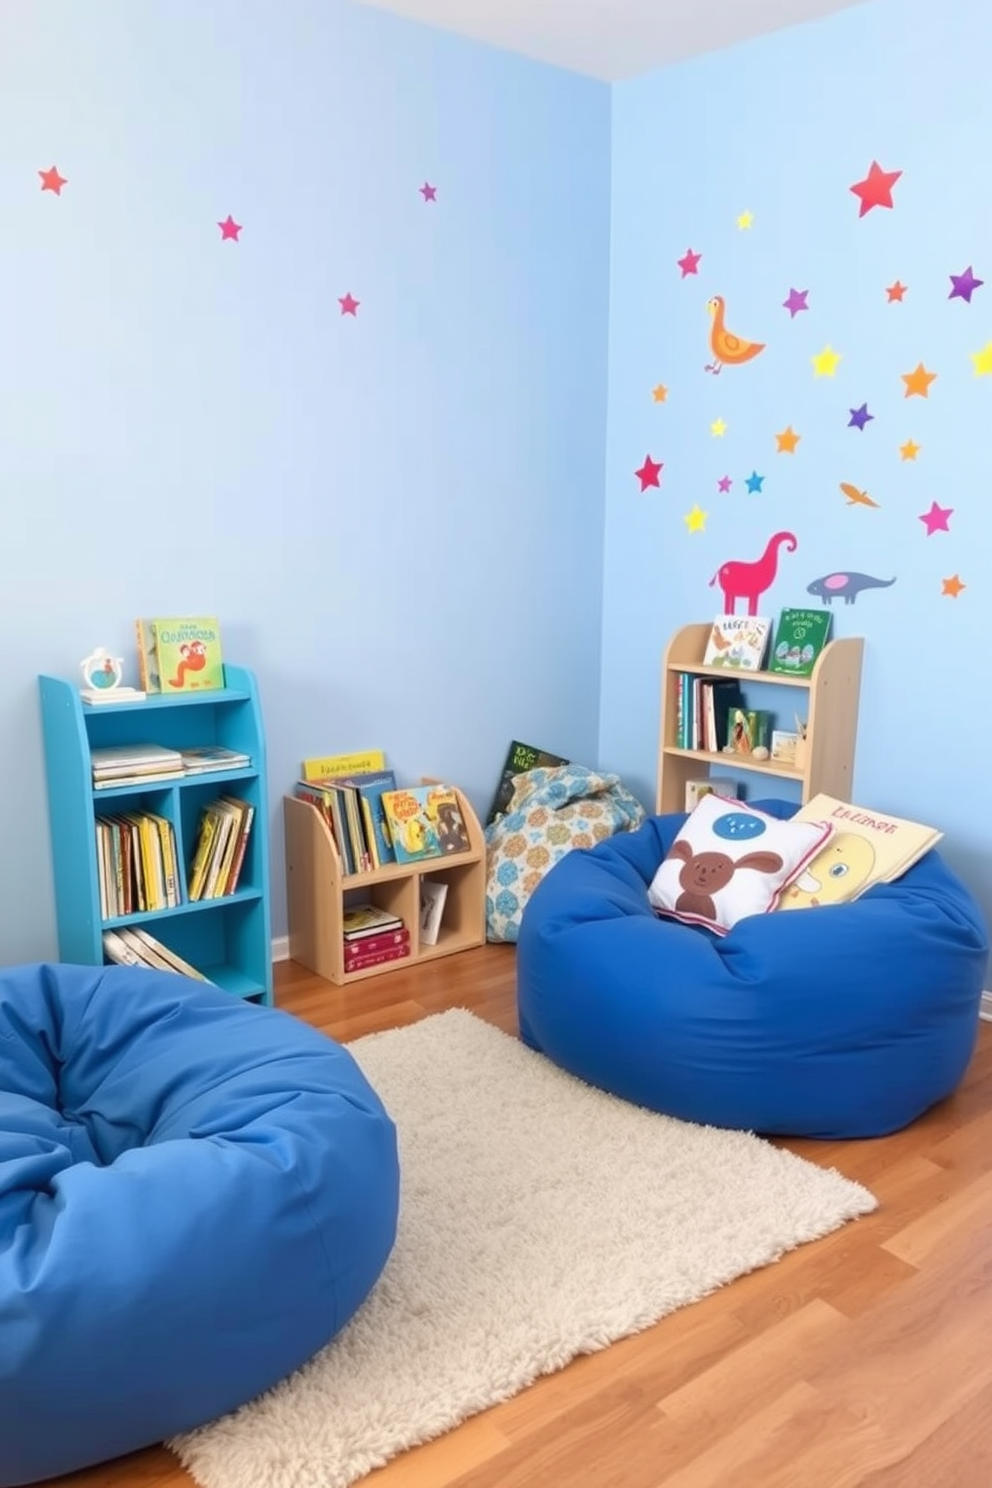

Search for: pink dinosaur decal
xmin=709 ymin=531 xmax=798 ymax=615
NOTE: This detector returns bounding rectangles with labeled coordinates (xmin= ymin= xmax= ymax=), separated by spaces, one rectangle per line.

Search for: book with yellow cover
xmin=778 ymin=793 xmax=943 ymax=911
xmin=302 ymin=750 xmax=386 ymax=782
xmin=151 ymin=617 xmax=224 ymax=692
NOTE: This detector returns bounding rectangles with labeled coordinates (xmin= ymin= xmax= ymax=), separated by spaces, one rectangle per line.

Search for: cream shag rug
xmin=171 ymin=1008 xmax=876 ymax=1488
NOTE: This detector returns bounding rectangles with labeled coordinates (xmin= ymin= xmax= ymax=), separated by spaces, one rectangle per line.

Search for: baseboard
xmin=982 ymin=990 xmax=992 ymax=1024
xmin=272 ymin=935 xmax=291 ymax=963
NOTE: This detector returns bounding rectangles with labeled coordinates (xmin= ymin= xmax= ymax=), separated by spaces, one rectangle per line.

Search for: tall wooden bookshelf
xmin=284 ymin=781 xmax=486 ymax=986
xmin=38 ymin=666 xmax=273 ymax=1004
xmin=656 ymin=622 xmax=864 ymax=813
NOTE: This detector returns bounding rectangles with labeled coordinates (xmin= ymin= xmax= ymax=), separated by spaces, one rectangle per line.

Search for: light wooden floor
xmin=46 ymin=947 xmax=992 ymax=1488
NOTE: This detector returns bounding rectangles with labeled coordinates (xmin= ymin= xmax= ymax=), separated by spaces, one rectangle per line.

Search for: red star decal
xmin=39 ymin=165 xmax=67 ymax=195
xmin=886 ymin=280 xmax=907 ymax=302
xmin=338 ymin=293 xmax=360 ymax=317
xmin=635 ymin=455 xmax=663 ymax=491
xmin=218 ymin=215 xmax=242 ymax=241
xmin=676 ymin=248 xmax=701 ymax=278
xmin=850 ymin=161 xmax=902 ymax=217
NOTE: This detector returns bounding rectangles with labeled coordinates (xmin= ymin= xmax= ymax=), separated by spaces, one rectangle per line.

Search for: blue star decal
xmin=745 ymin=471 xmax=765 ymax=494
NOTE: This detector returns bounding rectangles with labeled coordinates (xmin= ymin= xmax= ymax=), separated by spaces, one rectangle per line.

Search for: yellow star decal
xmin=736 ymin=210 xmax=754 ymax=230
xmin=652 ymin=383 xmax=668 ymax=403
xmin=684 ymin=504 xmax=707 ymax=534
xmin=775 ymin=425 xmax=801 ymax=454
xmin=899 ymin=439 xmax=921 ymax=461
xmin=971 ymin=341 xmax=992 ymax=376
xmin=812 ymin=345 xmax=842 ymax=378
xmin=902 ymin=362 xmax=937 ymax=398
xmin=710 ymin=418 xmax=727 ymax=437
xmin=942 ymin=574 xmax=966 ymax=598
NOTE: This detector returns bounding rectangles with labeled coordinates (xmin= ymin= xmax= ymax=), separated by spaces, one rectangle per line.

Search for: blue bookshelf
xmin=38 ymin=664 xmax=273 ymax=1005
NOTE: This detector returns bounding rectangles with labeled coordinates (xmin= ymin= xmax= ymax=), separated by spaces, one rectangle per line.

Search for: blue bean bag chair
xmin=0 ymin=964 xmax=399 ymax=1487
xmin=517 ymin=800 xmax=989 ymax=1140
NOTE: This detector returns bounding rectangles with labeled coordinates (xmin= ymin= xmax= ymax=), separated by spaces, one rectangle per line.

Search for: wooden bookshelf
xmin=656 ymin=622 xmax=864 ymax=814
xmin=284 ymin=780 xmax=486 ymax=985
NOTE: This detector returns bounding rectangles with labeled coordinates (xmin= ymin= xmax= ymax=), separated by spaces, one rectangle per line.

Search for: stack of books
xmin=342 ymin=903 xmax=410 ymax=973
xmin=187 ymin=796 xmax=255 ymax=900
xmin=102 ymin=926 xmax=214 ymax=983
xmin=180 ymin=745 xmax=251 ymax=774
xmin=95 ymin=811 xmax=179 ymax=916
xmin=91 ymin=743 xmax=184 ymax=789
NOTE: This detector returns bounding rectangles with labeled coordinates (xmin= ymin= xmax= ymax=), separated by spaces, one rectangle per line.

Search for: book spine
xmin=343 ymin=942 xmax=411 ymax=973
xmin=343 ymin=928 xmax=410 ymax=962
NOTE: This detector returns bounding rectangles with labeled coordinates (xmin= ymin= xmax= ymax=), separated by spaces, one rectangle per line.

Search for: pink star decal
xmin=850 ymin=160 xmax=902 ymax=217
xmin=919 ymin=501 xmax=953 ymax=536
xmin=39 ymin=165 xmax=68 ymax=195
xmin=338 ymin=293 xmax=360 ymax=317
xmin=677 ymin=248 xmax=702 ymax=278
xmin=635 ymin=455 xmax=663 ymax=491
xmin=419 ymin=182 xmax=437 ymax=202
xmin=717 ymin=476 xmax=733 ymax=493
xmin=782 ymin=288 xmax=809 ymax=318
xmin=218 ymin=215 xmax=242 ymax=241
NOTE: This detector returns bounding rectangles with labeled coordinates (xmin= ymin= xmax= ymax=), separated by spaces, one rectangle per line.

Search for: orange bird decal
xmin=705 ymin=295 xmax=766 ymax=375
xmin=840 ymin=482 xmax=881 ymax=509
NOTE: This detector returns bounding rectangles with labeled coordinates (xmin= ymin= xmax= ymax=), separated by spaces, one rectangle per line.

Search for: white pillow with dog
xmin=648 ymin=795 xmax=832 ymax=935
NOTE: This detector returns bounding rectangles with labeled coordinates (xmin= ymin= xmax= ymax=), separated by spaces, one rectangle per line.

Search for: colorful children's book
xmin=380 ymin=785 xmax=449 ymax=864
xmin=768 ymin=609 xmax=832 ymax=677
xmin=778 ymin=793 xmax=943 ymax=910
xmin=134 ymin=618 xmax=162 ymax=693
xmin=150 ymin=617 xmax=224 ymax=692
xmin=303 ymin=750 xmax=386 ymax=782
xmin=318 ymin=769 xmax=397 ymax=868
xmin=702 ymin=616 xmax=772 ymax=671
xmin=486 ymin=740 xmax=570 ymax=825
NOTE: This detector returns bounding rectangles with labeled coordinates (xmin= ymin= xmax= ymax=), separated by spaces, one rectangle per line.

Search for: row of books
xmin=96 ymin=811 xmax=180 ymax=918
xmin=134 ymin=616 xmax=225 ymax=694
xmin=102 ymin=926 xmax=214 ymax=982
xmin=703 ymin=609 xmax=833 ymax=677
xmin=188 ymin=796 xmax=254 ymax=901
xmin=92 ymin=742 xmax=250 ymax=789
xmin=295 ymin=751 xmax=471 ymax=876
xmin=675 ymin=675 xmax=747 ymax=754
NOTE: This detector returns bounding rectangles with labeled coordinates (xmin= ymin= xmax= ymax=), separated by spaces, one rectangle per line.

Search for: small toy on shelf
xmin=79 ymin=647 xmax=145 ymax=704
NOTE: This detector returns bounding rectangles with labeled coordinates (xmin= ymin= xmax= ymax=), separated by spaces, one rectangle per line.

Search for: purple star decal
xmin=848 ymin=403 xmax=874 ymax=431
xmin=782 ymin=288 xmax=809 ymax=318
xmin=949 ymin=265 xmax=983 ymax=303
xmin=717 ymin=475 xmax=733 ymax=493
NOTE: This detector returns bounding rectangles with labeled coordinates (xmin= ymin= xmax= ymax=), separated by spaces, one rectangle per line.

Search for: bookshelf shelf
xmin=656 ymin=622 xmax=864 ymax=813
xmin=38 ymin=665 xmax=273 ymax=1004
xmin=283 ymin=781 xmax=486 ymax=986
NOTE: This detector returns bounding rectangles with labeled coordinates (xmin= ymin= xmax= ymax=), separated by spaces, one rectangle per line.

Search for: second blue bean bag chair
xmin=517 ymin=800 xmax=989 ymax=1139
xmin=0 ymin=963 xmax=399 ymax=1487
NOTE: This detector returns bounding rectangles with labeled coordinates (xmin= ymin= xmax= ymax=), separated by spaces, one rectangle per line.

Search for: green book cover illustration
xmin=768 ymin=609 xmax=833 ymax=677
xmin=152 ymin=617 xmax=225 ymax=691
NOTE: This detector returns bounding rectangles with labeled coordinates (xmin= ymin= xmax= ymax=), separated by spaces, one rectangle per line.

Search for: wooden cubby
xmin=656 ymin=622 xmax=864 ymax=814
xmin=283 ymin=780 xmax=486 ymax=985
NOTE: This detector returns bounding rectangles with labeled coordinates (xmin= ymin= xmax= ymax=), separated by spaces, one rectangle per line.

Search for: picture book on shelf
xmin=418 ymin=878 xmax=449 ymax=946
xmin=487 ymin=740 xmax=569 ymax=825
xmin=303 ymin=750 xmax=386 ymax=782
xmin=777 ymin=793 xmax=943 ymax=911
xmin=702 ymin=616 xmax=772 ymax=671
xmin=138 ymin=617 xmax=224 ymax=692
xmin=768 ymin=609 xmax=832 ymax=677
xmin=381 ymin=784 xmax=467 ymax=864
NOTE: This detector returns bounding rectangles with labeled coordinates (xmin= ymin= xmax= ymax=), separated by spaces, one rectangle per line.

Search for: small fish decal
xmin=840 ymin=482 xmax=880 ymax=509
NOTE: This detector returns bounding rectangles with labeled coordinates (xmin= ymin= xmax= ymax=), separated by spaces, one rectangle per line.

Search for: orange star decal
xmin=39 ymin=165 xmax=67 ymax=194
xmin=942 ymin=574 xmax=965 ymax=598
xmin=652 ymin=384 xmax=668 ymax=403
xmin=902 ymin=362 xmax=937 ymax=398
xmin=775 ymin=426 xmax=801 ymax=454
xmin=899 ymin=440 xmax=921 ymax=461
xmin=886 ymin=280 xmax=907 ymax=302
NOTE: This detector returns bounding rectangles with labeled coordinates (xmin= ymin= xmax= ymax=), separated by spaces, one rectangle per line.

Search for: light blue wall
xmin=0 ymin=0 xmax=611 ymax=957
xmin=601 ymin=0 xmax=992 ymax=929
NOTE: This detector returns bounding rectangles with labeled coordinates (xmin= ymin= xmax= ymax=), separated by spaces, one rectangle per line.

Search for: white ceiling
xmin=351 ymin=0 xmax=869 ymax=81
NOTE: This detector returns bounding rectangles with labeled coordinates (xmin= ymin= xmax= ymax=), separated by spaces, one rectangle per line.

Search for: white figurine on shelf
xmin=79 ymin=647 xmax=145 ymax=704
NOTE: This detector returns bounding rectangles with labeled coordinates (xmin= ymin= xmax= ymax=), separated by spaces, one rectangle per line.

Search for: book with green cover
xmin=152 ymin=617 xmax=224 ymax=692
xmin=768 ymin=608 xmax=832 ymax=677
xmin=486 ymin=739 xmax=569 ymax=825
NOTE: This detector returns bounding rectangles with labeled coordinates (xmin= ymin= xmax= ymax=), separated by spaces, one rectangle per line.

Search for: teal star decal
xmin=745 ymin=471 xmax=765 ymax=493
